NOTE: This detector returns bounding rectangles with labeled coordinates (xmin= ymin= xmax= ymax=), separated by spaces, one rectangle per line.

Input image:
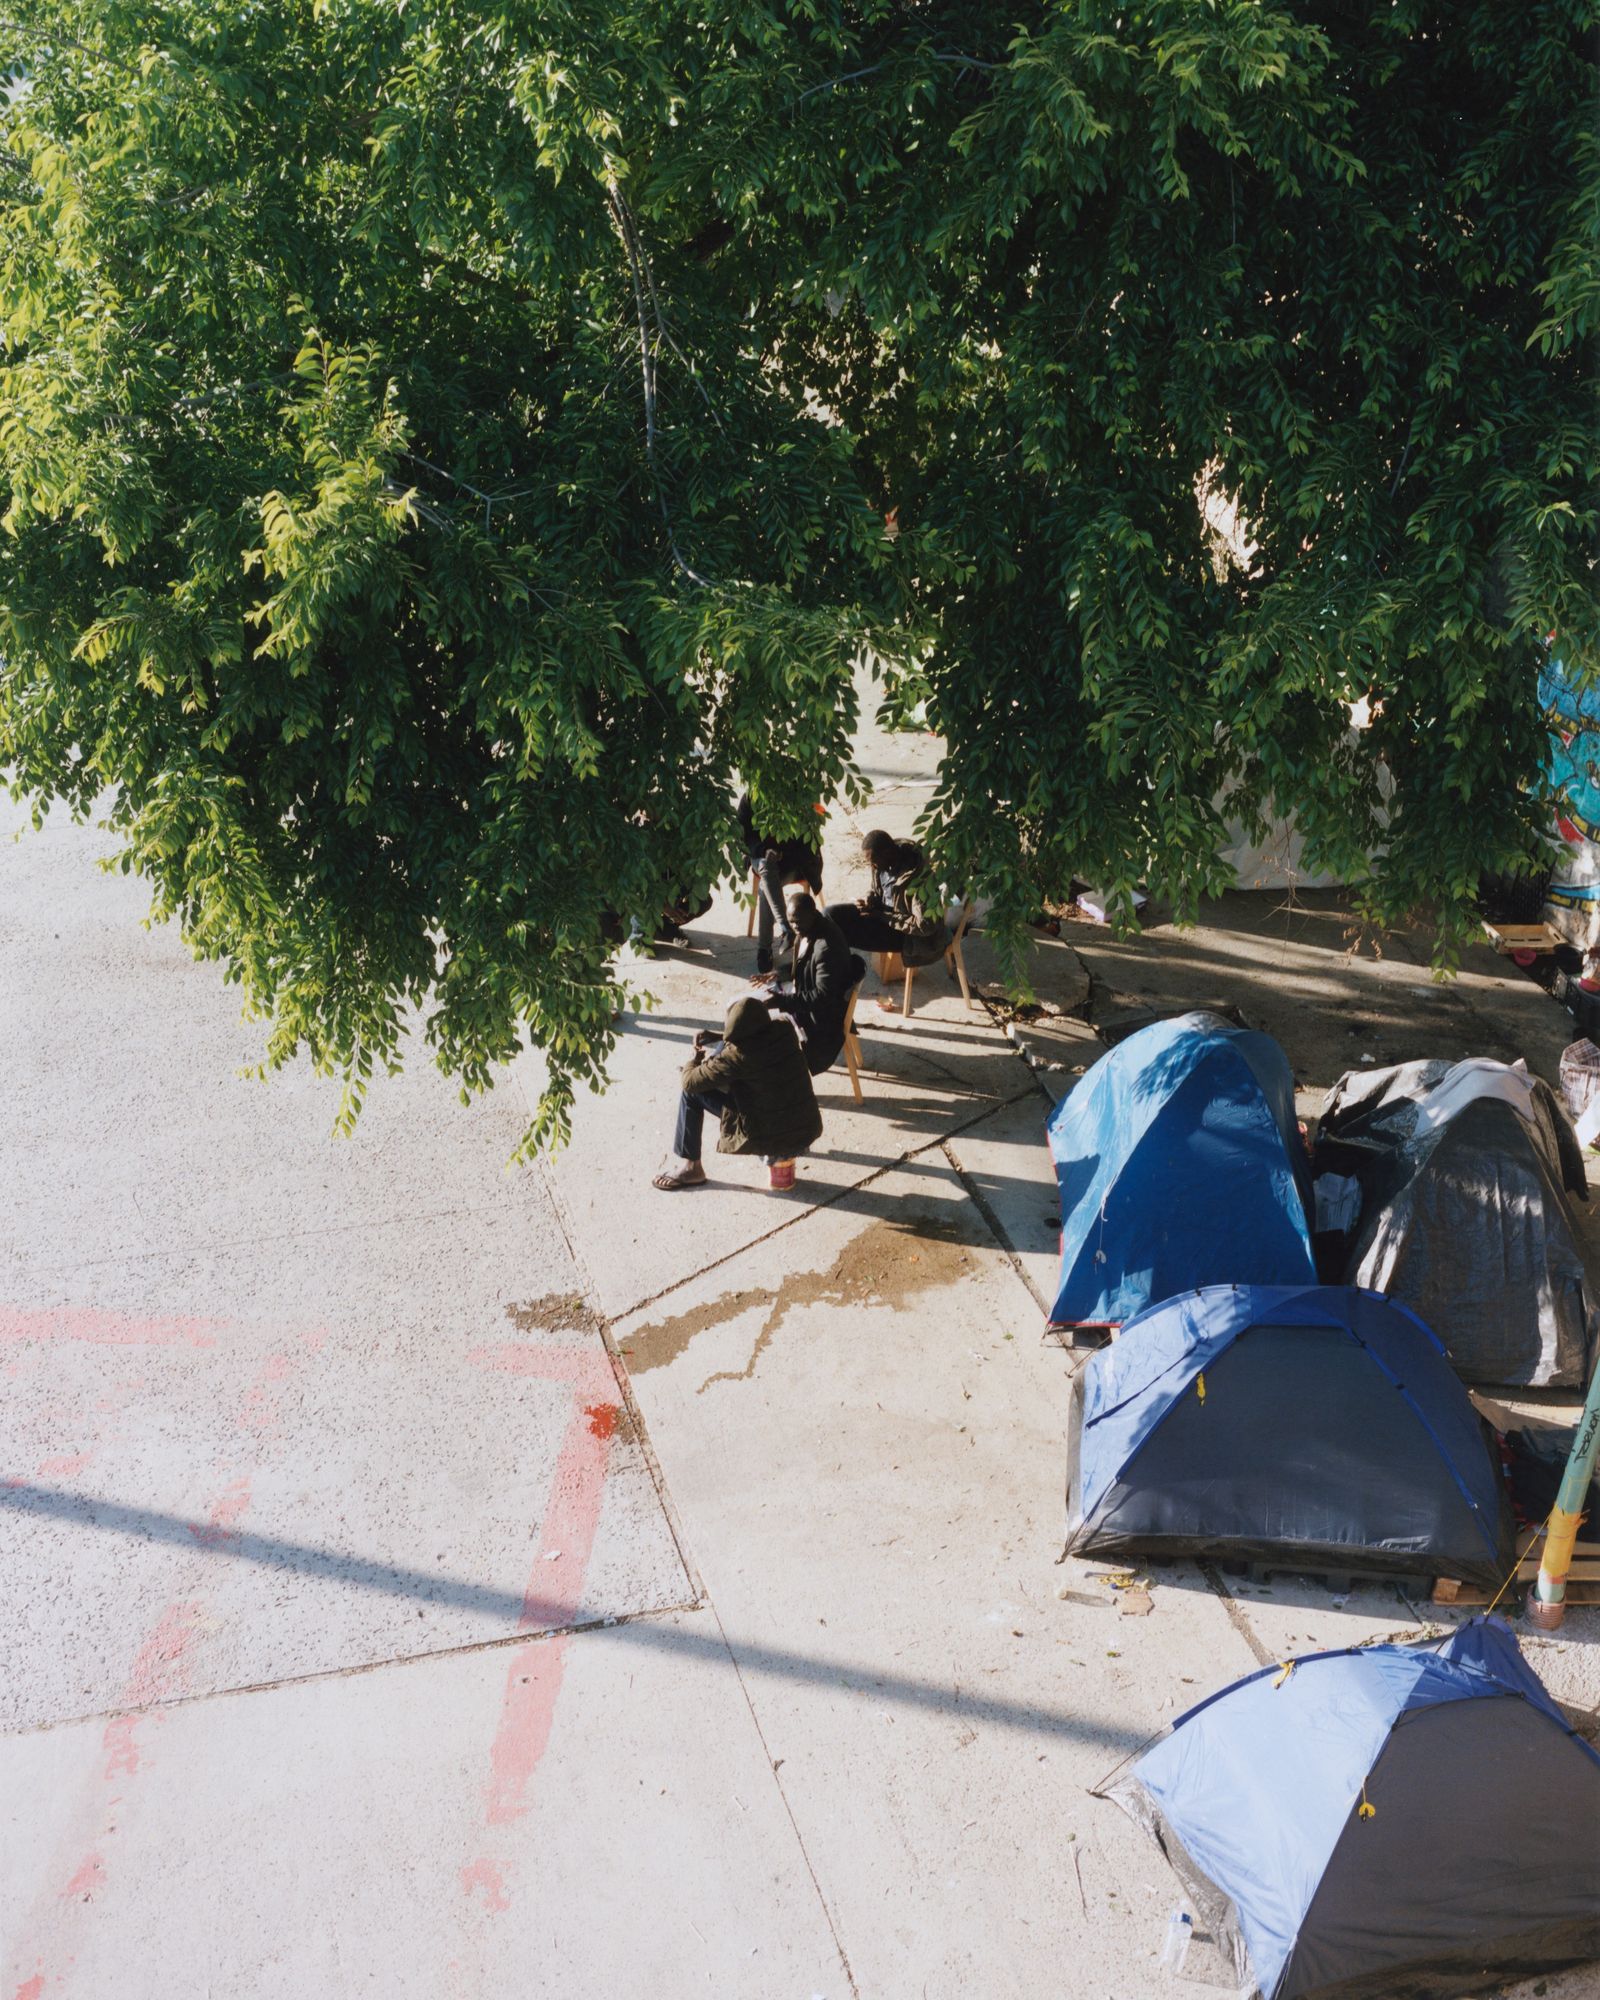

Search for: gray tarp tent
xmin=1315 ymin=1058 xmax=1596 ymax=1388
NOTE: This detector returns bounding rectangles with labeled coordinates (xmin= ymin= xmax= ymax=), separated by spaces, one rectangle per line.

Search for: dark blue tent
xmin=1047 ymin=1011 xmax=1314 ymax=1326
xmin=1099 ymin=1618 xmax=1600 ymax=1999
xmin=1063 ymin=1285 xmax=1515 ymax=1587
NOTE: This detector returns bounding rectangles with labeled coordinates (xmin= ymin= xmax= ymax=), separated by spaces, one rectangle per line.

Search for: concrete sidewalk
xmin=512 ymin=691 xmax=1599 ymax=1998
xmin=4 ymin=682 xmax=1597 ymax=1998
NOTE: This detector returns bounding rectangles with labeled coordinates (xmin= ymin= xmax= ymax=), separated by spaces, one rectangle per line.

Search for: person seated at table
xmin=758 ymin=893 xmax=864 ymax=1076
xmin=825 ymin=831 xmax=948 ymax=999
xmin=652 ymin=995 xmax=823 ymax=1192
xmin=736 ymin=790 xmax=825 ymax=975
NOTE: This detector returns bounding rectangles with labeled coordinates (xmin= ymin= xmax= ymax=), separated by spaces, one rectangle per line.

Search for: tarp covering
xmin=1316 ymin=1057 xmax=1597 ymax=1388
xmin=1047 ymin=1012 xmax=1314 ymax=1326
xmin=1063 ymin=1285 xmax=1514 ymax=1587
xmin=1099 ymin=1618 xmax=1600 ymax=2000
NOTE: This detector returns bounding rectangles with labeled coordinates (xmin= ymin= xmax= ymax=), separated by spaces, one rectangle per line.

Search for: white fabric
xmin=1313 ymin=1173 xmax=1363 ymax=1234
xmin=1412 ymin=1057 xmax=1537 ymax=1138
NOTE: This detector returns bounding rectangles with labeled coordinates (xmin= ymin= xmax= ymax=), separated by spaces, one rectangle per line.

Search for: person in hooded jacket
xmin=652 ymin=995 xmax=823 ymax=1191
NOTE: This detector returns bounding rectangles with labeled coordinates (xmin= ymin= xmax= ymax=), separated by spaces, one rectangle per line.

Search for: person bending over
xmin=652 ymin=995 xmax=823 ymax=1191
xmin=759 ymin=893 xmax=864 ymax=1076
xmin=736 ymin=791 xmax=824 ymax=975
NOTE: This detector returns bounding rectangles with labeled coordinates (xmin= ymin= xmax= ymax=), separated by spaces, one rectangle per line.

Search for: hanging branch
xmin=605 ymin=178 xmax=711 ymax=589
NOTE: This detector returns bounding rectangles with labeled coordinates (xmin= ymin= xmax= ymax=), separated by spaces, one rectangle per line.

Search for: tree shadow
xmin=0 ymin=1481 xmax=1147 ymax=1752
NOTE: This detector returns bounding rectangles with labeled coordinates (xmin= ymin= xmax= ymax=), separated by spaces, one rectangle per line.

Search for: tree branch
xmin=173 ymin=372 xmax=296 ymax=415
xmin=794 ymin=50 xmax=1000 ymax=105
xmin=604 ymin=179 xmax=711 ymax=589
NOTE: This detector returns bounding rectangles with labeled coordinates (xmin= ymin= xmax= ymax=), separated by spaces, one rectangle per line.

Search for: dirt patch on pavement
xmin=505 ymin=1293 xmax=606 ymax=1337
xmin=618 ymin=1214 xmax=982 ymax=1390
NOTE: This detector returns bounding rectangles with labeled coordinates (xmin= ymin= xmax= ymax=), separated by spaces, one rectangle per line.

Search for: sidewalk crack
xmin=705 ymin=1596 xmax=861 ymax=1998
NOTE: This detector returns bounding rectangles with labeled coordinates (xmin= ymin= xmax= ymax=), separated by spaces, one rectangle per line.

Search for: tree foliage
xmin=0 ymin=0 xmax=897 ymax=1144
xmin=695 ymin=0 xmax=1597 ymax=949
xmin=1 ymin=2 xmax=1594 ymax=1140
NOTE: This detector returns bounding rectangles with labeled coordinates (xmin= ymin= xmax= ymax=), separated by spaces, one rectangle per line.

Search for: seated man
xmin=652 ymin=995 xmax=823 ymax=1191
xmin=825 ymin=830 xmax=948 ymax=989
xmin=760 ymin=892 xmax=864 ymax=1076
xmin=736 ymin=790 xmax=825 ymax=975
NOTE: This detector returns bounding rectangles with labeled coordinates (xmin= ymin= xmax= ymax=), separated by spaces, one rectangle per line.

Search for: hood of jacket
xmin=723 ymin=996 xmax=776 ymax=1046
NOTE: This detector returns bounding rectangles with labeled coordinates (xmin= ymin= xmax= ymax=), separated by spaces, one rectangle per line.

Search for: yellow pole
xmin=1527 ymin=1352 xmax=1600 ymax=1630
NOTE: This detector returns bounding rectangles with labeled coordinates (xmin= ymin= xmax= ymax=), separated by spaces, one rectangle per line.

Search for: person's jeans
xmin=675 ymin=1064 xmax=735 ymax=1161
xmin=755 ymin=853 xmax=805 ymax=971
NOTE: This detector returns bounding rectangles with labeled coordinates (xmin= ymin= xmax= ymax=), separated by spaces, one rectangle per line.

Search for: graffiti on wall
xmin=1539 ymin=654 xmax=1600 ymax=943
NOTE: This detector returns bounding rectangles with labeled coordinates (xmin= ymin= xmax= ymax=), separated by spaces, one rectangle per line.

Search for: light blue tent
xmin=1047 ymin=1011 xmax=1314 ymax=1326
xmin=1099 ymin=1618 xmax=1600 ymax=1998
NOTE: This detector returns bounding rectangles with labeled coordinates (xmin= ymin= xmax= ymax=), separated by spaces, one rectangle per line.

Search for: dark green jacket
xmin=681 ymin=997 xmax=824 ymax=1158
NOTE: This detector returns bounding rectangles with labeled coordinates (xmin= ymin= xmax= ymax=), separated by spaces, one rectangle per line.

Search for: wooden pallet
xmin=1481 ymin=918 xmax=1562 ymax=957
xmin=1433 ymin=1527 xmax=1600 ymax=1608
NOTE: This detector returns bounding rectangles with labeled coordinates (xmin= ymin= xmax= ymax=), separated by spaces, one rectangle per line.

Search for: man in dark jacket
xmin=825 ymin=830 xmax=948 ymax=977
xmin=761 ymin=893 xmax=863 ymax=1076
xmin=736 ymin=791 xmax=825 ymax=975
xmin=652 ymin=996 xmax=823 ymax=1190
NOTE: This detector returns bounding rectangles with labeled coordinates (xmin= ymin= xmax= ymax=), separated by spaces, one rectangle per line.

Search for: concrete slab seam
xmin=935 ymin=1134 xmax=1052 ymax=1316
xmin=612 ymin=1088 xmax=1039 ymax=1326
xmin=534 ymin=1154 xmax=708 ymax=1610
xmin=0 ymin=1596 xmax=709 ymax=1742
xmin=684 ymin=1594 xmax=862 ymax=2000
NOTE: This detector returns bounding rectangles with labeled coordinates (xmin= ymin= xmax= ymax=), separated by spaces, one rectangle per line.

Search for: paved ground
xmin=3 ymin=685 xmax=1598 ymax=1999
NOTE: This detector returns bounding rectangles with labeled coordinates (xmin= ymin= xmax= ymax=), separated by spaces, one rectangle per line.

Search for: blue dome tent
xmin=1047 ymin=1011 xmax=1314 ymax=1327
xmin=1063 ymin=1285 xmax=1515 ymax=1588
xmin=1098 ymin=1618 xmax=1600 ymax=1999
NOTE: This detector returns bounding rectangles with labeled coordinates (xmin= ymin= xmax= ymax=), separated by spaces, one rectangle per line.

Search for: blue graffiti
xmin=1542 ymin=655 xmax=1600 ymax=845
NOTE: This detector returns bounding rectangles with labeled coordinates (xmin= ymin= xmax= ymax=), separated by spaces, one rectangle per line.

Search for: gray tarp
xmin=1316 ymin=1059 xmax=1596 ymax=1388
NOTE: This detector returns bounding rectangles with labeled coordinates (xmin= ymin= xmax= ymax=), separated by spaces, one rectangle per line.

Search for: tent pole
xmin=1526 ymin=1348 xmax=1600 ymax=1630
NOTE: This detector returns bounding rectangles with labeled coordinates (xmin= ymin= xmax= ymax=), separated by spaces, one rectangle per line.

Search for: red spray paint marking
xmin=11 ymin=1329 xmax=323 ymax=1977
xmin=465 ymin=1342 xmax=615 ymax=1397
xmin=458 ymin=1858 xmax=510 ymax=1914
xmin=481 ymin=1633 xmax=574 ymax=1834
xmin=462 ymin=1337 xmax=623 ymax=1903
xmin=187 ymin=1478 xmax=251 ymax=1548
xmin=58 ymin=1855 xmax=104 ymax=1903
xmin=0 ymin=1306 xmax=223 ymax=1349
xmin=35 ymin=1453 xmax=93 ymax=1480
xmin=119 ymin=1600 xmax=204 ymax=1709
xmin=101 ymin=1718 xmax=140 ymax=1781
xmin=515 ymin=1398 xmax=616 ymax=1633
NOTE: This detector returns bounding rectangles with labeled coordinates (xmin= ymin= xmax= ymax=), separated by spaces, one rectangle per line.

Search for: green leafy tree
xmin=3 ymin=3 xmax=1594 ymax=1145
xmin=682 ymin=0 xmax=1597 ymax=953
xmin=0 ymin=0 xmax=896 ymax=1145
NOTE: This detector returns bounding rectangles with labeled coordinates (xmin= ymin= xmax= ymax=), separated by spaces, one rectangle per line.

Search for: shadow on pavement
xmin=1 ymin=1481 xmax=1147 ymax=1754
